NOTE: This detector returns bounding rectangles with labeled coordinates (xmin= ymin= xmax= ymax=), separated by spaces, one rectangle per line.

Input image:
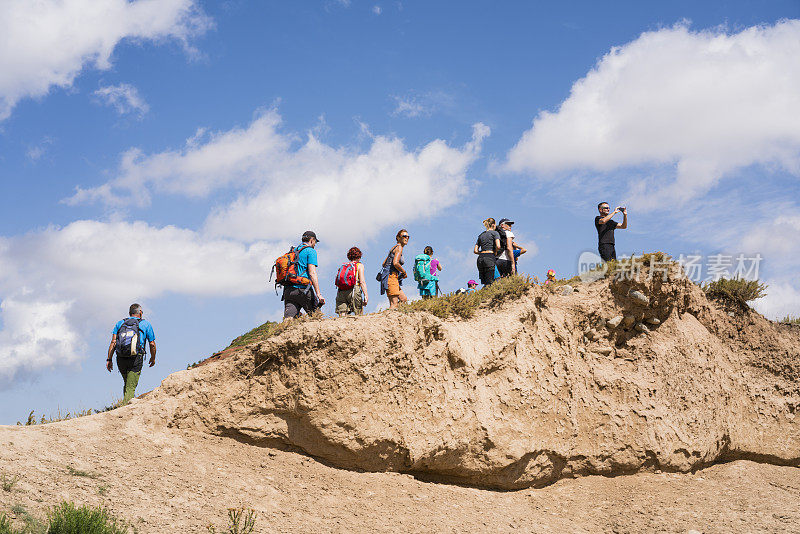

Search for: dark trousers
xmin=598 ymin=243 xmax=617 ymax=261
xmin=476 ymin=253 xmax=497 ymax=285
xmin=283 ymin=285 xmax=318 ymax=319
xmin=496 ymin=259 xmax=514 ymax=277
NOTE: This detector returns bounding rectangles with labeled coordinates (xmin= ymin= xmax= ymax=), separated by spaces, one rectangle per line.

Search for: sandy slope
xmin=1 ymin=407 xmax=799 ymax=533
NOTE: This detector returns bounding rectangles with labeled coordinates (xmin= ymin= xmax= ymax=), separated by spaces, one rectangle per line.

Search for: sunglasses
xmin=401 ymin=234 xmax=410 ymax=238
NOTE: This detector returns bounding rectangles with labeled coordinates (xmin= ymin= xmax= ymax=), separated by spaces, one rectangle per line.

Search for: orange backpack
xmin=270 ymin=245 xmax=312 ymax=291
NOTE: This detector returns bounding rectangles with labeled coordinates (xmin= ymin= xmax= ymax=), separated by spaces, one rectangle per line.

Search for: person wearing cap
xmin=495 ymin=218 xmax=516 ymax=277
xmin=465 ymin=280 xmax=478 ymax=294
xmin=283 ymin=230 xmax=325 ymax=320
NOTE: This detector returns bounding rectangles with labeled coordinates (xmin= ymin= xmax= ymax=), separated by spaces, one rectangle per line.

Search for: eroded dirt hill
xmin=2 ymin=264 xmax=800 ymax=532
xmin=140 ymin=264 xmax=800 ymax=490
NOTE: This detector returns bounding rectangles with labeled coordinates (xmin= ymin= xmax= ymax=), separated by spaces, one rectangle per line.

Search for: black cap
xmin=498 ymin=218 xmax=514 ymax=226
xmin=302 ymin=230 xmax=319 ymax=242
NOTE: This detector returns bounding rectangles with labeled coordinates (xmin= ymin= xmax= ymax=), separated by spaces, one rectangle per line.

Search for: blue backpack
xmin=116 ymin=318 xmax=144 ymax=358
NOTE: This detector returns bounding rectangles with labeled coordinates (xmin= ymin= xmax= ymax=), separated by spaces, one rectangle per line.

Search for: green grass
xmin=228 ymin=321 xmax=285 ymax=348
xmin=1 ymin=504 xmax=46 ymax=534
xmin=781 ymin=315 xmax=800 ymax=325
xmin=207 ymin=508 xmax=257 ymax=534
xmin=1 ymin=474 xmax=19 ymax=492
xmin=702 ymin=277 xmax=768 ymax=306
xmin=16 ymin=395 xmax=128 ymax=426
xmin=47 ymin=502 xmax=128 ymax=534
xmin=398 ymin=274 xmax=535 ymax=320
xmin=65 ymin=466 xmax=99 ymax=480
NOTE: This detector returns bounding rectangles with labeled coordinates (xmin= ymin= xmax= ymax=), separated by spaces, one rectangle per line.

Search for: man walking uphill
xmin=283 ymin=230 xmax=325 ymax=320
xmin=595 ymin=202 xmax=628 ymax=261
xmin=106 ymin=303 xmax=156 ymax=404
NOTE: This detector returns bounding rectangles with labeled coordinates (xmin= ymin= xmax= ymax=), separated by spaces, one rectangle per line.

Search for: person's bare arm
xmin=392 ymin=245 xmax=407 ymax=277
xmin=308 ymin=264 xmax=325 ymax=305
xmin=598 ymin=209 xmax=619 ymax=224
xmin=436 ymin=260 xmax=443 ymax=271
xmin=148 ymin=341 xmax=157 ymax=367
xmin=618 ymin=208 xmax=628 ymax=229
xmin=494 ymin=238 xmax=501 ymax=254
xmin=514 ymin=243 xmax=527 ymax=255
xmin=358 ymin=263 xmax=369 ymax=304
xmin=106 ymin=334 xmax=116 ymax=372
xmin=473 ymin=244 xmax=480 ymax=255
xmin=506 ymin=236 xmax=516 ymax=273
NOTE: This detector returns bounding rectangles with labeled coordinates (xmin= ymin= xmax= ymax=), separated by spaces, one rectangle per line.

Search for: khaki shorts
xmin=386 ymin=273 xmax=402 ymax=297
xmin=336 ymin=287 xmax=364 ymax=316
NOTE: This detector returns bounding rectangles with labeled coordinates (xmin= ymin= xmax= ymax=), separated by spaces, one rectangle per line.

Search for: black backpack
xmin=497 ymin=228 xmax=509 ymax=252
xmin=115 ymin=318 xmax=143 ymax=358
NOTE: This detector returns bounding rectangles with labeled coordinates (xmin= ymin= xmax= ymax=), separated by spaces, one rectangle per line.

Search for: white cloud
xmin=94 ymin=83 xmax=149 ymax=116
xmin=391 ymin=91 xmax=454 ymax=118
xmin=205 ymin=123 xmax=489 ymax=244
xmin=0 ymin=0 xmax=210 ymax=121
xmin=66 ymin=111 xmax=291 ymax=207
xmin=752 ymin=280 xmax=800 ymax=321
xmin=0 ymin=220 xmax=282 ymax=384
xmin=0 ymin=298 xmax=81 ymax=381
xmin=26 ymin=146 xmax=46 ymax=162
xmin=372 ymin=5 xmax=382 ymax=15
xmin=504 ymin=20 xmax=800 ymax=206
xmin=392 ymin=96 xmax=427 ymax=118
xmin=66 ymin=111 xmax=490 ymax=246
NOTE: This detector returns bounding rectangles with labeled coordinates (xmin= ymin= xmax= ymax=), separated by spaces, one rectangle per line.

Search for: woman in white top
xmin=495 ymin=218 xmax=516 ymax=277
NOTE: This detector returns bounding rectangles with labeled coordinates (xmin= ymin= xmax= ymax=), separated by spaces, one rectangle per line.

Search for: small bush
xmin=702 ymin=277 xmax=767 ymax=306
xmin=399 ymin=274 xmax=535 ymax=320
xmin=1 ymin=474 xmax=19 ymax=492
xmin=0 ymin=514 xmax=12 ymax=534
xmin=47 ymin=502 xmax=127 ymax=534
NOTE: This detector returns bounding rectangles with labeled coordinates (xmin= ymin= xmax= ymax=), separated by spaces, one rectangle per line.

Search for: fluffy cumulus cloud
xmin=93 ymin=83 xmax=150 ymax=116
xmin=504 ymin=20 xmax=800 ymax=206
xmin=67 ymin=110 xmax=490 ymax=246
xmin=0 ymin=0 xmax=210 ymax=121
xmin=0 ymin=220 xmax=281 ymax=384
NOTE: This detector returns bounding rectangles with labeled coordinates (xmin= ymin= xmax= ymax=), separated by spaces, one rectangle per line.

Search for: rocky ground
xmin=1 ymin=408 xmax=799 ymax=533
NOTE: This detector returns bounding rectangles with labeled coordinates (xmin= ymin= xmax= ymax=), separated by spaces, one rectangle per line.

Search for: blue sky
xmin=1 ymin=0 xmax=799 ymax=424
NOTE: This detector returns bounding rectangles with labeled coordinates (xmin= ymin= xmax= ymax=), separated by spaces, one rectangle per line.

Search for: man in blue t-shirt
xmin=106 ymin=303 xmax=156 ymax=404
xmin=283 ymin=230 xmax=326 ymax=320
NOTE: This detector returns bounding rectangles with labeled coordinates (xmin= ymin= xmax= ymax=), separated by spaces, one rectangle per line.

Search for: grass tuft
xmin=227 ymin=312 xmax=322 ymax=350
xmin=702 ymin=277 xmax=768 ymax=306
xmin=0 ymin=513 xmax=11 ymax=534
xmin=47 ymin=502 xmax=128 ymax=534
xmin=65 ymin=466 xmax=99 ymax=480
xmin=207 ymin=508 xmax=257 ymax=534
xmin=399 ymin=274 xmax=535 ymax=320
xmin=781 ymin=315 xmax=800 ymax=325
xmin=1 ymin=474 xmax=19 ymax=492
xmin=16 ymin=407 xmax=95 ymax=426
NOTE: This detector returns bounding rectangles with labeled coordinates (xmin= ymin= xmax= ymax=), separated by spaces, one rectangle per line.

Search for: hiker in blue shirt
xmin=283 ymin=230 xmax=325 ymax=320
xmin=106 ymin=303 xmax=156 ymax=404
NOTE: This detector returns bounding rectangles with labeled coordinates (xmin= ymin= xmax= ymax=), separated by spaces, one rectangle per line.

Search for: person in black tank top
xmin=474 ymin=218 xmax=501 ymax=286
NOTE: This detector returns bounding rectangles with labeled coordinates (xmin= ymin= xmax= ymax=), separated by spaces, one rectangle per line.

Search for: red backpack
xmin=335 ymin=261 xmax=358 ymax=290
xmin=270 ymin=245 xmax=312 ymax=290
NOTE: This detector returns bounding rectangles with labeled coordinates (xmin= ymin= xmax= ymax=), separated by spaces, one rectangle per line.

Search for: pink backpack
xmin=335 ymin=262 xmax=358 ymax=290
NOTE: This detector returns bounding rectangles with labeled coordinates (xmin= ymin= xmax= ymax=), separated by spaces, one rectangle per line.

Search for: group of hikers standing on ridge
xmin=104 ymin=201 xmax=628 ymax=403
xmin=270 ymin=200 xmax=628 ymax=320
